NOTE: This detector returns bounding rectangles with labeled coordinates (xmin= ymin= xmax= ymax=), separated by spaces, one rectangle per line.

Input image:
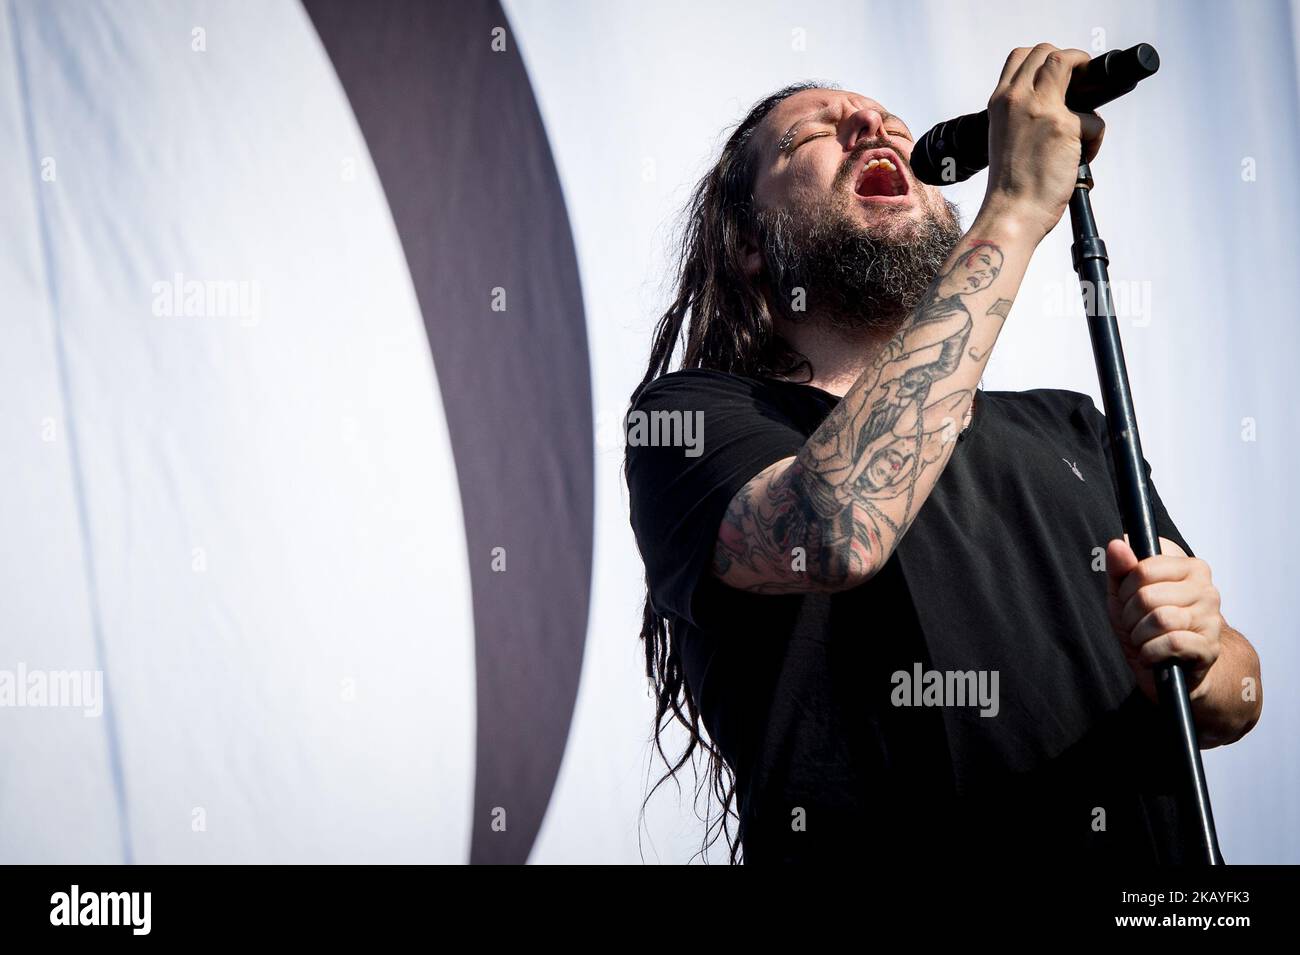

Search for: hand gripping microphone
xmin=910 ymin=43 xmax=1160 ymax=185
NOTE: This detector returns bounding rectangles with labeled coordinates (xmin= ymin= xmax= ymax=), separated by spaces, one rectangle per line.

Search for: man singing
xmin=624 ymin=44 xmax=1262 ymax=863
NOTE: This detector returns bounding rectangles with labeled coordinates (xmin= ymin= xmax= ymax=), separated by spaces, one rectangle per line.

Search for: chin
xmin=857 ymin=211 xmax=925 ymax=243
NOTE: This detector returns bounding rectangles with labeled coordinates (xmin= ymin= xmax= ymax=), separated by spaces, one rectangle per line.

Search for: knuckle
xmin=1018 ymin=98 xmax=1047 ymax=120
xmin=1050 ymin=113 xmax=1075 ymax=136
xmin=1154 ymin=605 xmax=1182 ymax=631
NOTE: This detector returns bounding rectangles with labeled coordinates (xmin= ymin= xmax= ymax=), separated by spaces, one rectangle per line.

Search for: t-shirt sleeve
xmin=625 ymin=371 xmax=809 ymax=626
xmin=1082 ymin=396 xmax=1195 ymax=558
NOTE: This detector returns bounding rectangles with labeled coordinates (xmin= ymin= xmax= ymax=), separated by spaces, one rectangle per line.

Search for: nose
xmin=845 ymin=107 xmax=888 ymax=149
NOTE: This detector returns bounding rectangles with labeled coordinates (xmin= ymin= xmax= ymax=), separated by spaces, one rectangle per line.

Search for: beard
xmin=756 ymin=191 xmax=963 ymax=333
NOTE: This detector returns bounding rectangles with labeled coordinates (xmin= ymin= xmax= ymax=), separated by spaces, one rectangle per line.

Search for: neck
xmin=772 ymin=310 xmax=978 ymax=431
xmin=773 ymin=312 xmax=903 ymax=397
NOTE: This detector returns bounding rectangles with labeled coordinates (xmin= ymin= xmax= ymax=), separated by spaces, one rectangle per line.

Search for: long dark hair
xmin=630 ymin=82 xmax=832 ymax=863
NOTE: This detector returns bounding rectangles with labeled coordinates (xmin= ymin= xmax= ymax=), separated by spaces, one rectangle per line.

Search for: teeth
xmin=864 ymin=157 xmax=897 ymax=172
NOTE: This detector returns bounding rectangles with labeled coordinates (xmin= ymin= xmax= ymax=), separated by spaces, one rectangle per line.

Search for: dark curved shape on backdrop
xmin=305 ymin=0 xmax=593 ymax=864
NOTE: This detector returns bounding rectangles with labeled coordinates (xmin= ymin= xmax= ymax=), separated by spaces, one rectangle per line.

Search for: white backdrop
xmin=0 ymin=0 xmax=476 ymax=863
xmin=506 ymin=0 xmax=1300 ymax=863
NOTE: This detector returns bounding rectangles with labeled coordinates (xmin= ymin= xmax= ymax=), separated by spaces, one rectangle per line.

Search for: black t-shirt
xmin=626 ymin=369 xmax=1200 ymax=863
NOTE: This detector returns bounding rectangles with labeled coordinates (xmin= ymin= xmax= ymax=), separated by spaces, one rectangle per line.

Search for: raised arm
xmin=713 ymin=44 xmax=1106 ymax=593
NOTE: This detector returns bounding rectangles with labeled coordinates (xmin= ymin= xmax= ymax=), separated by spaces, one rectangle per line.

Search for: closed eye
xmin=801 ymin=129 xmax=911 ymax=150
xmin=789 ymin=126 xmax=912 ymax=154
xmin=794 ymin=131 xmax=832 ymax=150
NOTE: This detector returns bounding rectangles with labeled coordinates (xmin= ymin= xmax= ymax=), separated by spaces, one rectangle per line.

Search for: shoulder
xmin=624 ymin=368 xmax=810 ymax=480
xmin=981 ymin=387 xmax=1107 ymax=442
xmin=983 ymin=387 xmax=1102 ymax=420
xmin=630 ymin=368 xmax=785 ymax=412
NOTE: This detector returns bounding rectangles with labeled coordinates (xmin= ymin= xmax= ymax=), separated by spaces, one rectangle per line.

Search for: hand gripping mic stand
xmin=1069 ymin=159 xmax=1223 ymax=865
xmin=915 ymin=44 xmax=1223 ymax=864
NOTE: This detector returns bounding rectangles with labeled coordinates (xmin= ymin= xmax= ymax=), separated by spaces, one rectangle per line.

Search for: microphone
xmin=910 ymin=43 xmax=1160 ymax=185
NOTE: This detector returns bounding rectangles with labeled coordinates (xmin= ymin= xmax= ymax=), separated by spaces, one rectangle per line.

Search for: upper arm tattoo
xmin=713 ymin=241 xmax=1007 ymax=592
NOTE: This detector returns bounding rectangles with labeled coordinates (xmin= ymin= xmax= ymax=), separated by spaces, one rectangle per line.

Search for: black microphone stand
xmin=1068 ymin=159 xmax=1224 ymax=865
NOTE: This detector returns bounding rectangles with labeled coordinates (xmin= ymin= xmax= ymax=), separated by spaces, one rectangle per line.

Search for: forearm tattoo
xmin=713 ymin=241 xmax=1008 ymax=592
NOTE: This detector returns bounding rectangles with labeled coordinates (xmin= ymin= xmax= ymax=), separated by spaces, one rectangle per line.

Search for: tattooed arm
xmin=711 ymin=226 xmax=1028 ymax=593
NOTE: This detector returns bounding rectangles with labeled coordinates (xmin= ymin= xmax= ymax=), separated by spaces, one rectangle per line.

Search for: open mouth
xmin=853 ymin=149 xmax=911 ymax=201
